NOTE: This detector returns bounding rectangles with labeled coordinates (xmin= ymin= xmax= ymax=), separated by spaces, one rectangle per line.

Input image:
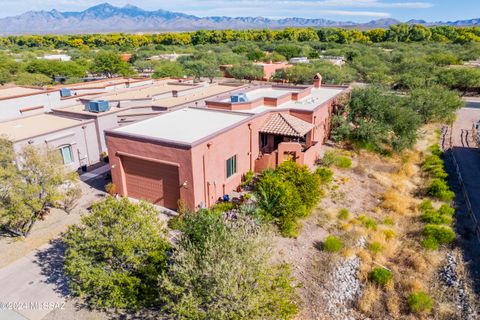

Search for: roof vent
xmin=87 ymin=100 xmax=110 ymax=113
xmin=59 ymin=88 xmax=72 ymax=97
xmin=230 ymin=93 xmax=248 ymax=103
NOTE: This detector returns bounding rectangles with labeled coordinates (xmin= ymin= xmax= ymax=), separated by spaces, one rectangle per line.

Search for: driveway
xmin=0 ymin=241 xmax=67 ymax=320
xmin=0 ymin=168 xmax=109 ymax=320
xmin=451 ymin=102 xmax=480 ymax=225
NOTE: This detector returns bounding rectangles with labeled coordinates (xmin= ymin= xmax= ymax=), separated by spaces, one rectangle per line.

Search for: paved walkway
xmin=80 ymin=164 xmax=110 ymax=182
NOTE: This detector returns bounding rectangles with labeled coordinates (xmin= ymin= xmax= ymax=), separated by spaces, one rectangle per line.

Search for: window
xmin=59 ymin=145 xmax=74 ymax=164
xmin=226 ymin=155 xmax=237 ymax=178
xmin=260 ymin=134 xmax=268 ymax=149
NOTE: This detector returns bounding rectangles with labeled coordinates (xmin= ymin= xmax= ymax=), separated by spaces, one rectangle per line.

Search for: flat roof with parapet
xmin=0 ymin=86 xmax=46 ymax=99
xmin=152 ymin=84 xmax=242 ymax=108
xmin=112 ymin=107 xmax=251 ymax=144
xmin=0 ymin=114 xmax=83 ymax=142
xmin=234 ymin=86 xmax=345 ymax=114
xmin=94 ymin=83 xmax=196 ymax=101
xmin=66 ymin=78 xmax=139 ymax=89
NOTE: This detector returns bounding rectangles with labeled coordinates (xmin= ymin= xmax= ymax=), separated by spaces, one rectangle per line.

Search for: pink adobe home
xmin=105 ymin=74 xmax=350 ymax=210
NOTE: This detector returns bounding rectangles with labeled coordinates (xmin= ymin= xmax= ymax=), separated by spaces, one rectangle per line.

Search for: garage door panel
xmin=122 ymin=156 xmax=180 ymax=210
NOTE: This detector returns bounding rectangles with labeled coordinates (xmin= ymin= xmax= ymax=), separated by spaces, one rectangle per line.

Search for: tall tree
xmin=64 ymin=197 xmax=170 ymax=308
xmin=91 ymin=51 xmax=134 ymax=78
xmin=0 ymin=140 xmax=79 ymax=237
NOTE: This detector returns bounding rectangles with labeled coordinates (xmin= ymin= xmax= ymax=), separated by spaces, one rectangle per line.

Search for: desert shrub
xmin=422 ymin=154 xmax=448 ymax=179
xmin=369 ymin=267 xmax=393 ymax=286
xmin=254 ymin=161 xmax=322 ymax=237
xmin=421 ymin=210 xmax=453 ymax=225
xmin=369 ymin=242 xmax=382 ymax=254
xmin=321 ymin=151 xmax=338 ymax=167
xmin=323 ymin=235 xmax=344 ymax=252
xmin=422 ymin=224 xmax=456 ymax=249
xmin=105 ymin=182 xmax=116 ymax=195
xmin=438 ymin=204 xmax=455 ymax=216
xmin=408 ymin=292 xmax=433 ymax=314
xmin=242 ymin=170 xmax=255 ymax=187
xmin=321 ymin=151 xmax=352 ymax=169
xmin=383 ymin=229 xmax=396 ymax=240
xmin=422 ymin=236 xmax=440 ymax=250
xmin=428 ymin=144 xmax=443 ymax=157
xmin=418 ymin=199 xmax=434 ymax=212
xmin=159 ymin=210 xmax=299 ymax=319
xmin=359 ymin=215 xmax=378 ymax=230
xmin=337 ymin=208 xmax=350 ymax=220
xmin=276 ymin=161 xmax=322 ymax=211
xmin=337 ymin=156 xmax=352 ymax=169
xmin=383 ymin=217 xmax=394 ymax=226
xmin=64 ymin=197 xmax=170 ymax=308
xmin=316 ymin=166 xmax=333 ymax=184
xmin=213 ymin=201 xmax=236 ymax=213
xmin=427 ymin=179 xmax=455 ymax=201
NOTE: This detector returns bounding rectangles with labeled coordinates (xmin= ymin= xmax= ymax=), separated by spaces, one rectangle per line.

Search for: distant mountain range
xmin=0 ymin=3 xmax=479 ymax=35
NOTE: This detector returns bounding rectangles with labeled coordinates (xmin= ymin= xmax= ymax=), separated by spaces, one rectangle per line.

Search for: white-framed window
xmin=226 ymin=155 xmax=237 ymax=178
xmin=58 ymin=145 xmax=74 ymax=164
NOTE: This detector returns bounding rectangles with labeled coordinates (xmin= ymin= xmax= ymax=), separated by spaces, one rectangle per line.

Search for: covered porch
xmin=255 ymin=113 xmax=319 ymax=172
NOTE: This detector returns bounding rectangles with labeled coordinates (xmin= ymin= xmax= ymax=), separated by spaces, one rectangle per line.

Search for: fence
xmin=444 ymin=125 xmax=480 ymax=240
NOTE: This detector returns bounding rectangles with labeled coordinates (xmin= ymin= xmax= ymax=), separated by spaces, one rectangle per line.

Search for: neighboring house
xmin=106 ymin=74 xmax=350 ymax=210
xmin=319 ymin=55 xmax=346 ymax=67
xmin=0 ymin=78 xmax=245 ymax=173
xmin=289 ymin=57 xmax=309 ymax=64
xmin=0 ymin=113 xmax=100 ymax=171
xmin=41 ymin=54 xmax=72 ymax=61
xmin=147 ymin=53 xmax=191 ymax=62
xmin=0 ymin=86 xmax=62 ymax=121
xmin=254 ymin=62 xmax=293 ymax=81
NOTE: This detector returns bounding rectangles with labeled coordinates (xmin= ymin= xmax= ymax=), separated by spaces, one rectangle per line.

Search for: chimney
xmin=268 ymin=60 xmax=273 ymax=64
xmin=314 ymin=73 xmax=322 ymax=88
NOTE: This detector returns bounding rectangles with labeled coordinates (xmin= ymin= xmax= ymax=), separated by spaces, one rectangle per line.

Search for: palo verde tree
xmin=0 ymin=139 xmax=79 ymax=237
xmin=159 ymin=210 xmax=298 ymax=319
xmin=64 ymin=197 xmax=170 ymax=308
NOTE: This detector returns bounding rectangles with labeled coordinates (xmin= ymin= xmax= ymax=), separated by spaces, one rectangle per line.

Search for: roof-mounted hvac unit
xmin=87 ymin=100 xmax=110 ymax=113
xmin=59 ymin=88 xmax=72 ymax=97
xmin=230 ymin=93 xmax=248 ymax=103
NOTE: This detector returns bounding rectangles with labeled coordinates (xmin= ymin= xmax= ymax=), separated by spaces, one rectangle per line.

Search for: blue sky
xmin=0 ymin=0 xmax=477 ymax=22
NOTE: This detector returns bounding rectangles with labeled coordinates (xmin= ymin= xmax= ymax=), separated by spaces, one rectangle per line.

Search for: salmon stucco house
xmin=105 ymin=75 xmax=350 ymax=210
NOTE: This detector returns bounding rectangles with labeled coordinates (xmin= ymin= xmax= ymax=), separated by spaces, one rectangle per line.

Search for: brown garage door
xmin=122 ymin=156 xmax=180 ymax=210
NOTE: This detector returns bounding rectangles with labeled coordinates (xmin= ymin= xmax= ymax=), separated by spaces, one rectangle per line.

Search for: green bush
xmin=427 ymin=179 xmax=455 ymax=201
xmin=421 ymin=210 xmax=453 ymax=225
xmin=336 ymin=156 xmax=352 ymax=169
xmin=242 ymin=170 xmax=255 ymax=187
xmin=321 ymin=151 xmax=338 ymax=167
xmin=316 ymin=166 xmax=334 ymax=185
xmin=383 ymin=217 xmax=394 ymax=226
xmin=368 ymin=267 xmax=393 ymax=286
xmin=337 ymin=208 xmax=350 ymax=220
xmin=321 ymin=151 xmax=352 ymax=169
xmin=438 ymin=204 xmax=455 ymax=216
xmin=369 ymin=242 xmax=382 ymax=254
xmin=408 ymin=292 xmax=433 ymax=314
xmin=359 ymin=215 xmax=378 ymax=230
xmin=254 ymin=161 xmax=322 ymax=237
xmin=323 ymin=235 xmax=344 ymax=252
xmin=428 ymin=144 xmax=443 ymax=157
xmin=418 ymin=199 xmax=434 ymax=212
xmin=422 ymin=236 xmax=439 ymax=250
xmin=213 ymin=201 xmax=236 ymax=213
xmin=423 ymin=224 xmax=456 ymax=249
